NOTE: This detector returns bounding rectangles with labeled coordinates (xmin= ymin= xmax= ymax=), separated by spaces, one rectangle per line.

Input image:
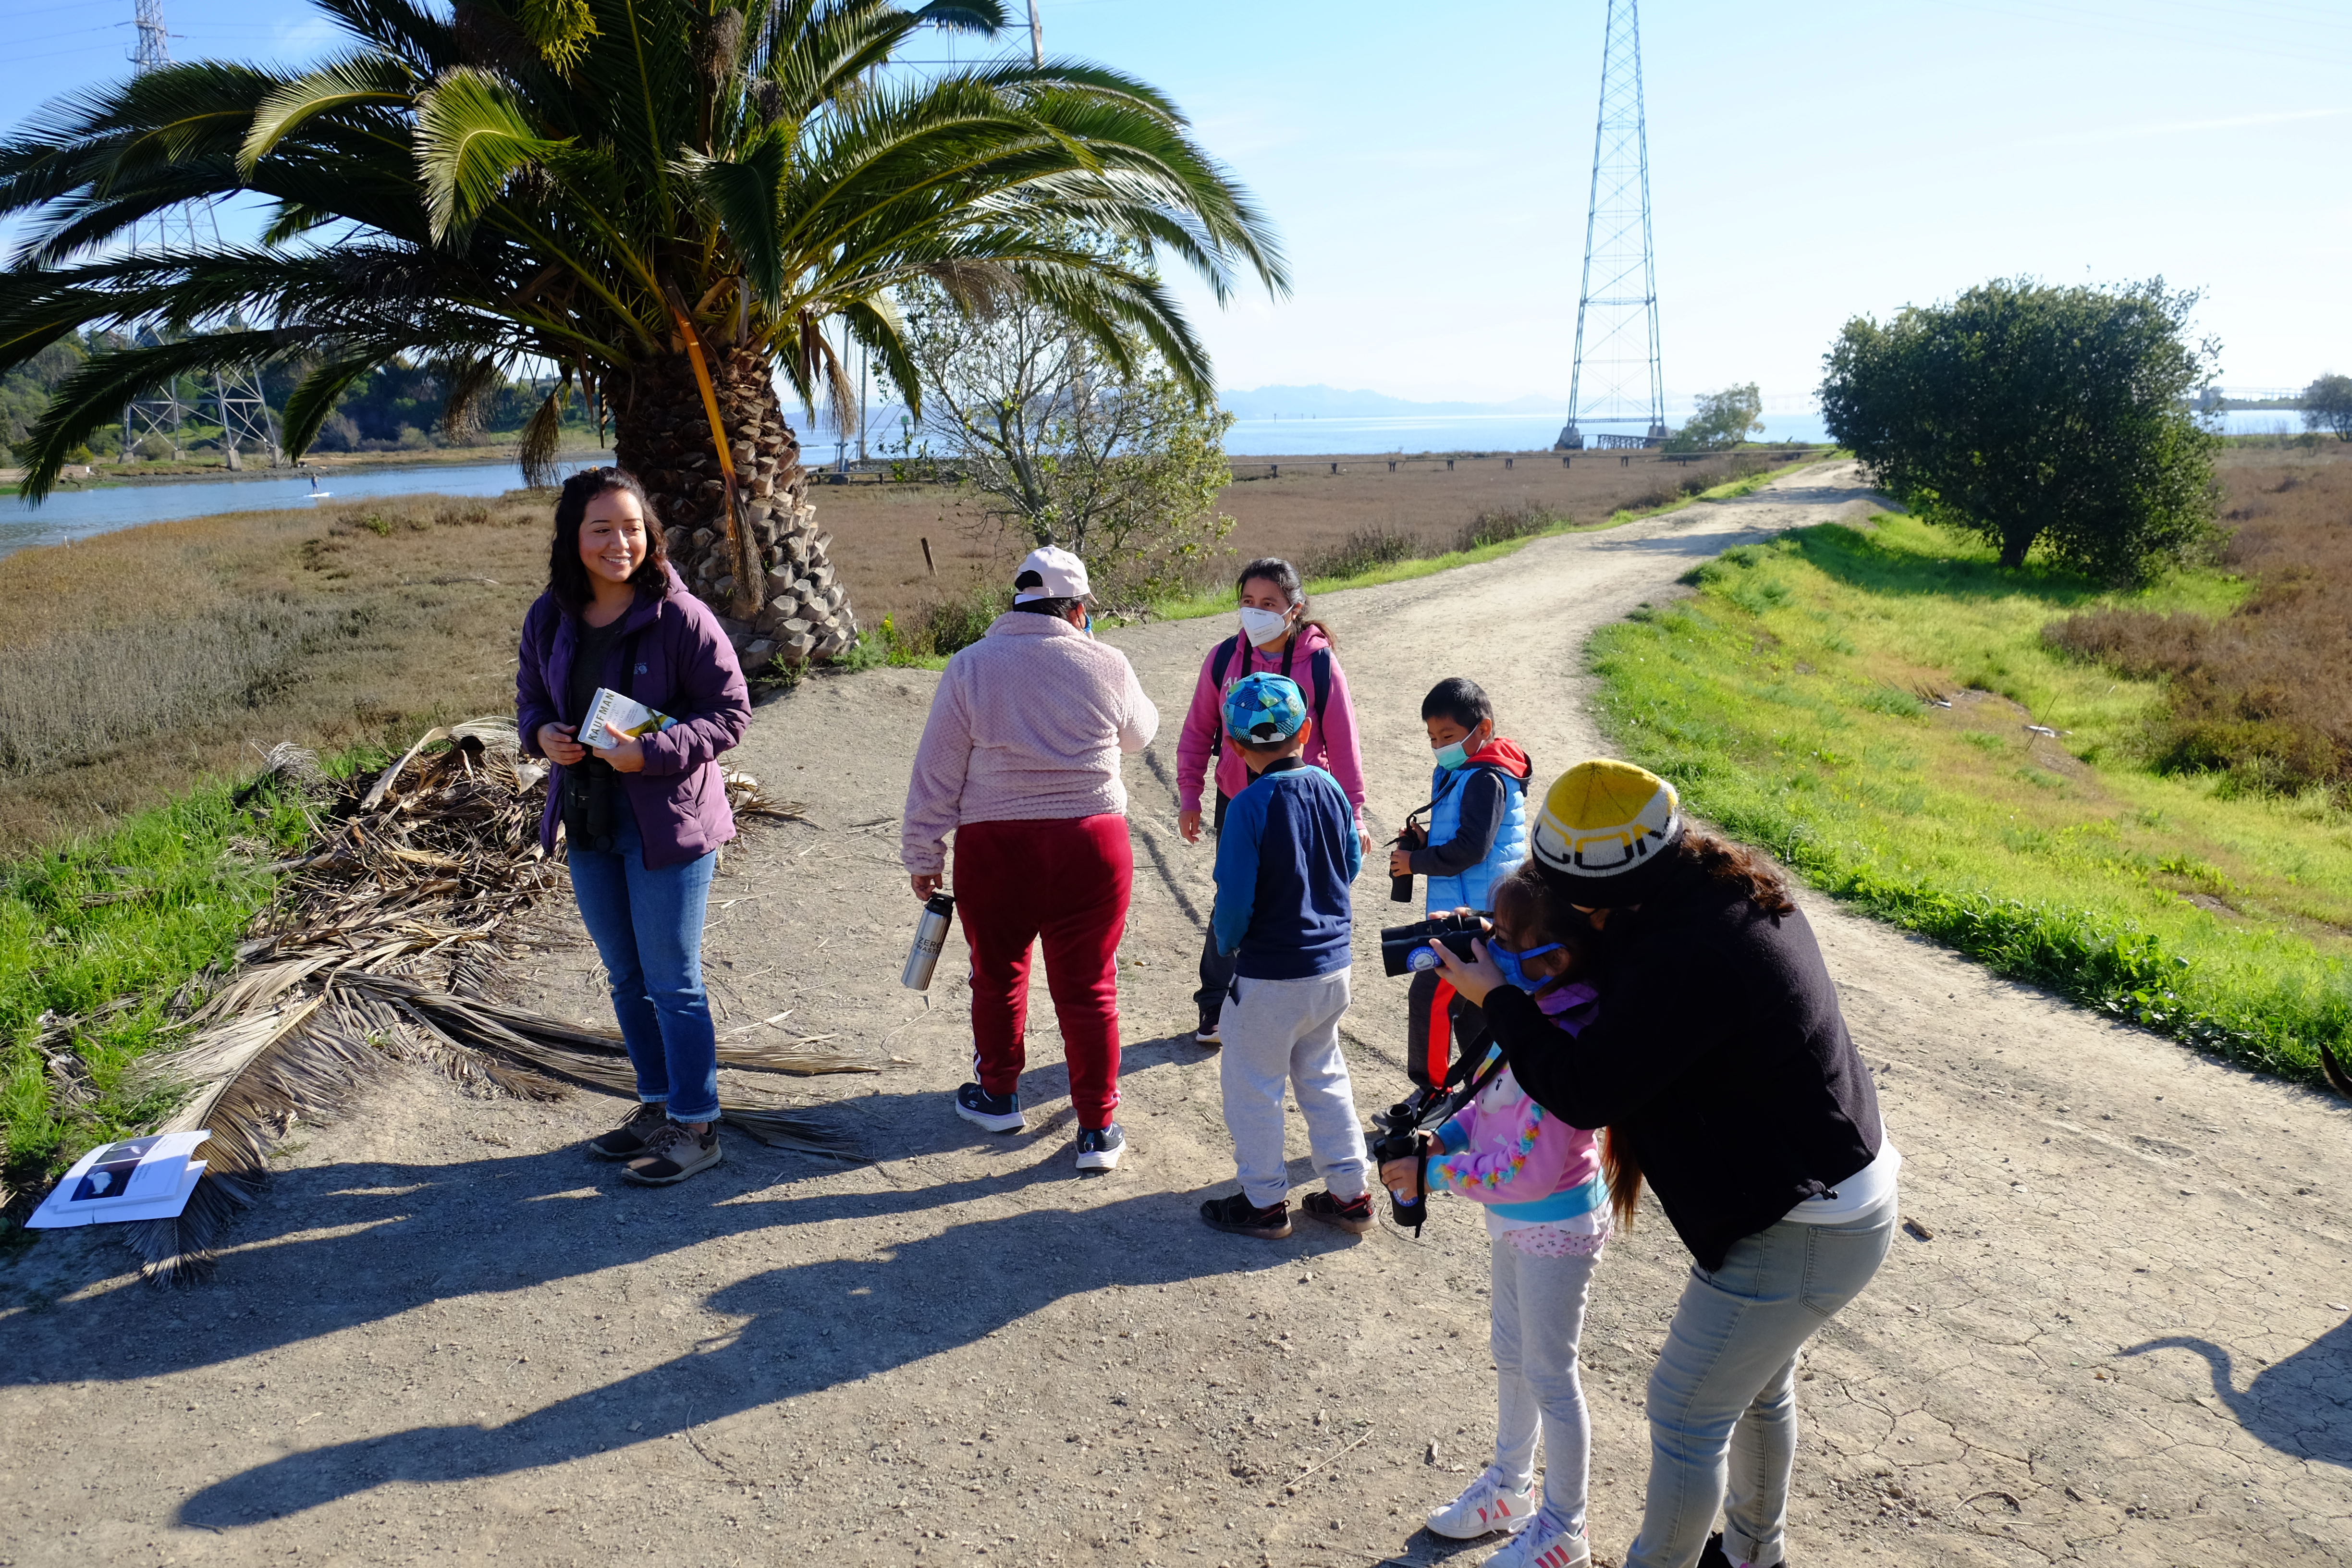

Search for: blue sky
xmin=6 ymin=0 xmax=2350 ymax=408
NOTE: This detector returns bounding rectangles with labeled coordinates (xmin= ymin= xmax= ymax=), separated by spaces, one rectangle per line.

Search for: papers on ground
xmin=25 ymin=1131 xmax=211 ymax=1227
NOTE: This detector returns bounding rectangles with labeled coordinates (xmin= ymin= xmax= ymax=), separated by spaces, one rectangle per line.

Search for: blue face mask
xmin=1490 ymin=940 xmax=1563 ymax=992
xmin=1433 ymin=723 xmax=1488 ymax=771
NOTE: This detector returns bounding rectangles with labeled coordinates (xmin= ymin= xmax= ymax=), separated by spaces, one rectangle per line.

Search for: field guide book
xmin=26 ymin=1131 xmax=211 ymax=1227
xmin=581 ymin=687 xmax=677 ymax=752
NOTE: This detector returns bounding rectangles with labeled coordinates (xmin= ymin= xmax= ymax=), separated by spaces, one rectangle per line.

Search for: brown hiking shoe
xmin=588 ymin=1102 xmax=668 ymax=1160
xmin=1300 ymin=1189 xmax=1376 ymax=1235
xmin=622 ymin=1121 xmax=723 ymax=1186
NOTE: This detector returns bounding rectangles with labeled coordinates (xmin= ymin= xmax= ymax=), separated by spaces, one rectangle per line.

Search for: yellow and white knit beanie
xmin=1529 ymin=759 xmax=1684 ymax=906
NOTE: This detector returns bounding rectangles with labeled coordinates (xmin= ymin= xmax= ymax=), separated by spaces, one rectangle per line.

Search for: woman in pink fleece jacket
xmin=901 ymin=547 xmax=1158 ymax=1174
xmin=1175 ymin=557 xmax=1372 ymax=1043
xmin=1380 ymin=865 xmax=1611 ymax=1568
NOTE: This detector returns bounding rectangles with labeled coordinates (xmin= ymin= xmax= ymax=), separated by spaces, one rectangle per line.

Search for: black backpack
xmin=1208 ymin=634 xmax=1333 ymax=752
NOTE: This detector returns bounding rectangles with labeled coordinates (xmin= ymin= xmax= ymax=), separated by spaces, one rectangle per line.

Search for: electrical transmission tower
xmin=118 ymin=0 xmax=282 ymax=468
xmin=1557 ymin=0 xmax=1663 ymax=452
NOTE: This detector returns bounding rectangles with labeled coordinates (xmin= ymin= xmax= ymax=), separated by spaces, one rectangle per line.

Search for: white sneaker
xmin=1484 ymin=1514 xmax=1591 ymax=1568
xmin=1427 ymin=1466 xmax=1537 ymax=1540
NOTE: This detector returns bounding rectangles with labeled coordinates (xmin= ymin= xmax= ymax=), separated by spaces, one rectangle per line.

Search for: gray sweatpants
xmin=1217 ymin=968 xmax=1372 ymax=1209
xmin=1491 ymin=1236 xmax=1602 ymax=1534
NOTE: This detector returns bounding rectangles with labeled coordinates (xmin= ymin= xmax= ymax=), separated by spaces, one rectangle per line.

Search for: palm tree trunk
xmin=610 ymin=349 xmax=858 ymax=670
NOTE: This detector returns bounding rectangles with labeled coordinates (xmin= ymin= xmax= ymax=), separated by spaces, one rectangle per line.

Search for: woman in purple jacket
xmin=517 ymin=467 xmax=751 ymax=1187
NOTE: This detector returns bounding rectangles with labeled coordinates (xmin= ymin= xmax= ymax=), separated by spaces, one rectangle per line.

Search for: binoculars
xmin=1378 ymin=910 xmax=1487 ymax=978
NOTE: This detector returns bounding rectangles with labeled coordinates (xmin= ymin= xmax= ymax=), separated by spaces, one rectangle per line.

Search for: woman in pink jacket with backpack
xmin=1175 ymin=557 xmax=1372 ymax=1044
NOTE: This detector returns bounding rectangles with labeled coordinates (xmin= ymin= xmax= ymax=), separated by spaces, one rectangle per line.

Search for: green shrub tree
xmin=2301 ymin=373 xmax=2352 ymax=441
xmin=1665 ymin=381 xmax=1762 ymax=452
xmin=1820 ymin=278 xmax=2219 ymax=583
xmin=0 ymin=0 xmax=1283 ymax=664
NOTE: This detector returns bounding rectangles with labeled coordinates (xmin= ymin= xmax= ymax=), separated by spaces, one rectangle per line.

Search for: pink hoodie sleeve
xmin=1173 ymin=649 xmax=1225 ymax=816
xmin=900 ymin=659 xmax=974 ymax=878
xmin=1308 ymin=650 xmax=1368 ymax=822
xmin=1425 ymin=1078 xmax=1584 ymax=1208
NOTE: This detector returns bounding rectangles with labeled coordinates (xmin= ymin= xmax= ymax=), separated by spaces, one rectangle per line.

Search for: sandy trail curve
xmin=5 ymin=463 xmax=2347 ymax=1568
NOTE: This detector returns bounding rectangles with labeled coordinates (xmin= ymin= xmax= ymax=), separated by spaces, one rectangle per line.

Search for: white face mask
xmin=1237 ymin=604 xmax=1293 ymax=649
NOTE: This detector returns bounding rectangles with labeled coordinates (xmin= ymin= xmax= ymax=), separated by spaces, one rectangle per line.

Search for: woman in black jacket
xmin=1434 ymin=760 xmax=1897 ymax=1568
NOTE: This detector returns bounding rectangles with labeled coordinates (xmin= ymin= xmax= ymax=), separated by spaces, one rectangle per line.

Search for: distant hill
xmin=1218 ymin=385 xmax=1564 ymax=420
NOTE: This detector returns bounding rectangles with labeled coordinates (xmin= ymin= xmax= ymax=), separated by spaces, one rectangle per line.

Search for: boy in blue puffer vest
xmin=1387 ymin=677 xmax=1534 ymax=1091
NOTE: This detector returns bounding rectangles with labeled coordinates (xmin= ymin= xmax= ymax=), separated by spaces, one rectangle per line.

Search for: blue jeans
xmin=1624 ymin=1195 xmax=1898 ymax=1568
xmin=566 ymin=809 xmax=721 ymax=1124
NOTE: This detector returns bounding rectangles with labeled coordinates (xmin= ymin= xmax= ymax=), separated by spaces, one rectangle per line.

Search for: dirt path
xmin=6 ymin=464 xmax=2348 ymax=1568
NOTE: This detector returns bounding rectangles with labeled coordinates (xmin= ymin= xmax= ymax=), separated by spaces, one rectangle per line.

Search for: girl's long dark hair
xmin=1236 ymin=556 xmax=1336 ymax=650
xmin=548 ymin=466 xmax=669 ymax=616
xmin=1493 ymin=859 xmax=1645 ymax=1230
xmin=1681 ymin=825 xmax=1798 ymax=916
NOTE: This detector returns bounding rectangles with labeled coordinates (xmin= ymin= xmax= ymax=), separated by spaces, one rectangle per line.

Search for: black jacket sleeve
xmin=1409 ymin=770 xmax=1505 ymax=877
xmin=1488 ymin=868 xmax=1886 ymax=1271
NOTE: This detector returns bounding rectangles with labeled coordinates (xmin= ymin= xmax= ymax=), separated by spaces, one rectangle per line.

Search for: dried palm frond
xmin=117 ymin=718 xmax=863 ymax=1282
xmin=125 ymin=993 xmax=379 ymax=1286
xmin=412 ymin=987 xmax=876 ymax=1077
xmin=722 ymin=770 xmax=808 ymax=822
xmin=343 ymin=974 xmax=860 ymax=1157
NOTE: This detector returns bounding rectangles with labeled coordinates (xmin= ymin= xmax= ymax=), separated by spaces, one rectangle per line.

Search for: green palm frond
xmin=414 ymin=66 xmax=572 ymax=243
xmin=683 ymin=128 xmax=790 ymax=305
xmin=241 ymin=53 xmax=419 ymax=174
xmin=0 ymin=0 xmax=1286 ymax=500
xmin=22 ymin=331 xmax=298 ymax=491
xmin=279 ymin=345 xmax=389 ymax=454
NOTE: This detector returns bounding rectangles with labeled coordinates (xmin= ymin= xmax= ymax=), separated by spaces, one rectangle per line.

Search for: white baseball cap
xmin=1012 ymin=544 xmax=1090 ymax=602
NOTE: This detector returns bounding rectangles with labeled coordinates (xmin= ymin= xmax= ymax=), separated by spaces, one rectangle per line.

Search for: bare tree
xmin=897 ymin=279 xmax=1235 ymax=608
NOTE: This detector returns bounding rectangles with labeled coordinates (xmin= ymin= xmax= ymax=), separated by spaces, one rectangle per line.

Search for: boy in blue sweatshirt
xmin=1199 ymin=674 xmax=1375 ymax=1240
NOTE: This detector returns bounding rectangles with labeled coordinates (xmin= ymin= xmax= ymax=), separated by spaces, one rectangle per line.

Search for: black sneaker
xmin=953 ymin=1081 xmax=1025 ymax=1133
xmin=1697 ymin=1534 xmax=1747 ymax=1568
xmin=1195 ymin=1012 xmax=1222 ymax=1046
xmin=1200 ymin=1190 xmax=1291 ymax=1238
xmin=587 ymin=1101 xmax=668 ymax=1160
xmin=1300 ymin=1189 xmax=1375 ymax=1235
xmin=1076 ymin=1122 xmax=1125 ymax=1172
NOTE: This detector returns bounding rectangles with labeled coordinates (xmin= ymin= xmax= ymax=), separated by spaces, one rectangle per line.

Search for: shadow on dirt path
xmin=6 ymin=464 xmax=2350 ymax=1568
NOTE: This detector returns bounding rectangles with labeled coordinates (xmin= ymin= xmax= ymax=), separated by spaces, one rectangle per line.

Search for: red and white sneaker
xmin=1426 ymin=1466 xmax=1536 ymax=1540
xmin=1485 ymin=1514 xmax=1592 ymax=1568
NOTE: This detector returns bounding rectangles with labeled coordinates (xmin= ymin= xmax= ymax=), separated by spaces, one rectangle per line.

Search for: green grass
xmin=0 ymin=771 xmax=332 ymax=1212
xmin=1589 ymin=513 xmax=2352 ymax=1083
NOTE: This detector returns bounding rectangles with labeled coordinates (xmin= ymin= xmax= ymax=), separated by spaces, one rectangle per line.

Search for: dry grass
xmin=2043 ymin=449 xmax=2352 ymax=794
xmin=0 ymin=493 xmax=552 ymax=851
xmin=0 ymin=446 xmax=1811 ymax=852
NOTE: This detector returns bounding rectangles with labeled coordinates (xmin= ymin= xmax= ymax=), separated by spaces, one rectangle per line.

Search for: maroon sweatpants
xmin=951 ymin=814 xmax=1133 ymax=1129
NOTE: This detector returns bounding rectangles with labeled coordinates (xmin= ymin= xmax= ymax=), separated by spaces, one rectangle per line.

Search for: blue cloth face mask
xmin=1432 ymin=722 xmax=1488 ymax=772
xmin=1490 ymin=940 xmax=1563 ymax=993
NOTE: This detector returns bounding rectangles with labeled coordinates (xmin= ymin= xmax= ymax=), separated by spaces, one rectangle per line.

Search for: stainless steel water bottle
xmin=901 ymin=892 xmax=956 ymax=990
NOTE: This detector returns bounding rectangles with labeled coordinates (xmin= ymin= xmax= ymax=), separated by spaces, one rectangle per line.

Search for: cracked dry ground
xmin=4 ymin=464 xmax=2348 ymax=1568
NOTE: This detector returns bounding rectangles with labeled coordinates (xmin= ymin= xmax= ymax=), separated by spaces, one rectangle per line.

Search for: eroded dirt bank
xmin=4 ymin=465 xmax=2347 ymax=1568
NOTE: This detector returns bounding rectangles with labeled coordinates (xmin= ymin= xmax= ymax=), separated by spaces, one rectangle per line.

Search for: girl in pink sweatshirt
xmin=1380 ymin=865 xmax=1609 ymax=1568
xmin=1176 ymin=557 xmax=1371 ymax=1042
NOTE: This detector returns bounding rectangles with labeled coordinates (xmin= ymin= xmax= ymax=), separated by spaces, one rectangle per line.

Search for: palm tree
xmin=0 ymin=0 xmax=1283 ymax=663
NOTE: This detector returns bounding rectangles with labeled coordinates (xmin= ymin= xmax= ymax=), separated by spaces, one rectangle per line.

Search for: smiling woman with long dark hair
xmin=517 ymin=467 xmax=750 ymax=1188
